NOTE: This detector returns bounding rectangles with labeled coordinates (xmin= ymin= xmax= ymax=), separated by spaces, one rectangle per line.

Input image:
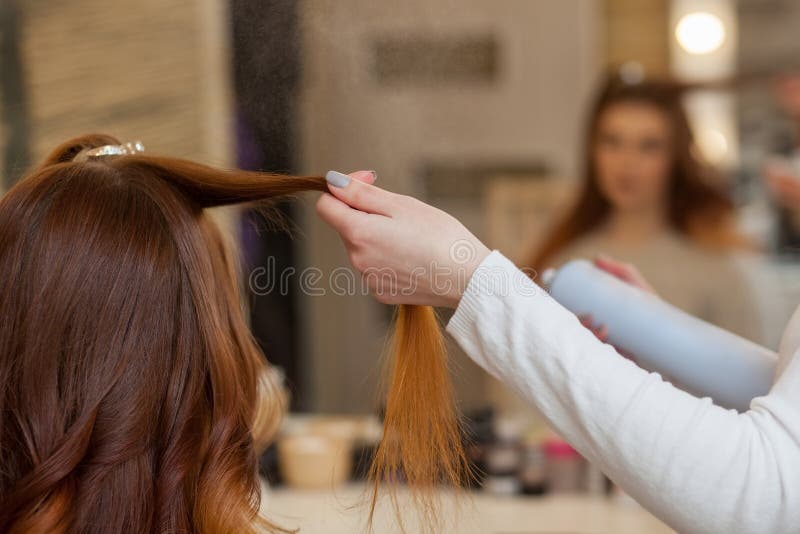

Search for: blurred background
xmin=3 ymin=0 xmax=800 ymax=529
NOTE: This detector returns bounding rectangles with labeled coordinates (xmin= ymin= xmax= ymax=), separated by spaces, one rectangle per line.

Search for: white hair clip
xmin=75 ymin=141 xmax=145 ymax=162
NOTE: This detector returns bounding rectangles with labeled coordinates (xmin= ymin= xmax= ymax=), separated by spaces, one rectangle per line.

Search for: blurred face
xmin=593 ymin=102 xmax=673 ymax=214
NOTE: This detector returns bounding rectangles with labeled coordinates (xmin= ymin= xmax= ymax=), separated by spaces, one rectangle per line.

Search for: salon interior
xmin=2 ymin=0 xmax=800 ymax=532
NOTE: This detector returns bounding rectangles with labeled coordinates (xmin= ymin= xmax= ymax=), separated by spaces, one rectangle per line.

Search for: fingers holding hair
xmin=325 ymin=170 xmax=396 ymax=216
xmin=315 ymin=169 xmax=382 ymax=240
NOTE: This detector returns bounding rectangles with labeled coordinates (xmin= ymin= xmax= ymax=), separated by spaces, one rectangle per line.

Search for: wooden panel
xmin=16 ymin=0 xmax=230 ymax=166
xmin=604 ymin=0 xmax=669 ymax=75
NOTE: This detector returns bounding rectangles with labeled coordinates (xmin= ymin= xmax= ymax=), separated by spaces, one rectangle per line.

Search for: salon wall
xmin=1 ymin=0 xmax=233 ymax=182
xmin=605 ymin=0 xmax=669 ymax=75
xmin=1 ymin=0 xmax=238 ymax=238
xmin=297 ymin=1 xmax=603 ymax=413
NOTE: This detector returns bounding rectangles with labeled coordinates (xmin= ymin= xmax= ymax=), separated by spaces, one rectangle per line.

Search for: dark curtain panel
xmin=231 ymin=0 xmax=307 ymax=410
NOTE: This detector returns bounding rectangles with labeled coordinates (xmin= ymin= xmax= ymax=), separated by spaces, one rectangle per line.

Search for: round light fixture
xmin=698 ymin=128 xmax=729 ymax=164
xmin=675 ymin=12 xmax=726 ymax=55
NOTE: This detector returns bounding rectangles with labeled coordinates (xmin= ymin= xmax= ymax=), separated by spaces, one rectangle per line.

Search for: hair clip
xmin=74 ymin=141 xmax=145 ymax=162
xmin=617 ymin=61 xmax=645 ymax=86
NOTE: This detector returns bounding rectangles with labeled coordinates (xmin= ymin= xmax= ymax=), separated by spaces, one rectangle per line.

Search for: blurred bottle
xmin=584 ymin=461 xmax=608 ymax=496
xmin=483 ymin=417 xmax=523 ymax=496
xmin=543 ymin=260 xmax=777 ymax=412
xmin=462 ymin=407 xmax=495 ymax=489
xmin=518 ymin=436 xmax=547 ymax=495
xmin=543 ymin=437 xmax=583 ymax=493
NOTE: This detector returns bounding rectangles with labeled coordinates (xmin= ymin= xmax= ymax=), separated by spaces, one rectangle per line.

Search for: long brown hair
xmin=0 ymin=134 xmax=467 ymax=532
xmin=529 ymin=74 xmax=746 ymax=274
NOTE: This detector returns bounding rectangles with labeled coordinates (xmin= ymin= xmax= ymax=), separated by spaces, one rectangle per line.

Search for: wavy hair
xmin=0 ymin=134 xmax=468 ymax=533
xmin=529 ymin=74 xmax=749 ymax=274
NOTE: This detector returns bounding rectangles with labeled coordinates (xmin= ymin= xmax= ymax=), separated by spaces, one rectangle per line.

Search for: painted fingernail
xmin=326 ymin=170 xmax=350 ymax=188
xmin=368 ymin=170 xmax=378 ymax=182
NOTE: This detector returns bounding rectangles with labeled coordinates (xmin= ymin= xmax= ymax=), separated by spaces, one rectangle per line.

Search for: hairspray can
xmin=542 ymin=260 xmax=777 ymax=412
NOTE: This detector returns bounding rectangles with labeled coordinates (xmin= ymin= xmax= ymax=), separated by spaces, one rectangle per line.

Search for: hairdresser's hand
xmin=316 ymin=171 xmax=490 ymax=308
xmin=579 ymin=313 xmax=639 ymax=364
xmin=764 ymin=164 xmax=800 ymax=213
xmin=578 ymin=314 xmax=608 ymax=342
xmin=588 ymin=255 xmax=652 ymax=364
xmin=593 ymin=255 xmax=656 ymax=295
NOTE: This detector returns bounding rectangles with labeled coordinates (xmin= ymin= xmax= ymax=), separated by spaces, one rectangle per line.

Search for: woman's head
xmin=0 ymin=134 xmax=469 ymax=533
xmin=0 ymin=134 xmax=326 ymax=533
xmin=529 ymin=73 xmax=744 ymax=272
xmin=593 ymin=98 xmax=674 ymax=215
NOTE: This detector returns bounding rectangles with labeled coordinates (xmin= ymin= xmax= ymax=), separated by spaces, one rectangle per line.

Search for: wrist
xmin=445 ymin=243 xmax=490 ymax=308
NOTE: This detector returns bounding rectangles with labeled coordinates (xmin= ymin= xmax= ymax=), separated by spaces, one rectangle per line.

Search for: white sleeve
xmin=446 ymin=251 xmax=800 ymax=534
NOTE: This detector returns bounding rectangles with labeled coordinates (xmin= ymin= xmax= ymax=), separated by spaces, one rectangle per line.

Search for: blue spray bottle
xmin=542 ymin=260 xmax=778 ymax=412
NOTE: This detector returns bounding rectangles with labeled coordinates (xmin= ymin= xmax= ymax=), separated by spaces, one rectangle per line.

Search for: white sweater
xmin=446 ymin=251 xmax=800 ymax=534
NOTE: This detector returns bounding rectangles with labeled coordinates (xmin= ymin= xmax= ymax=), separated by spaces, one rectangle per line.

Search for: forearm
xmin=447 ymin=251 xmax=800 ymax=533
xmin=313 ymin=168 xmax=800 ymax=532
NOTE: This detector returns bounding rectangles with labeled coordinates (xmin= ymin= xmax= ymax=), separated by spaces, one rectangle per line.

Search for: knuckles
xmin=348 ymin=251 xmax=369 ymax=273
xmin=373 ymin=291 xmax=395 ymax=305
xmin=348 ymin=184 xmax=381 ymax=212
xmin=399 ymin=194 xmax=420 ymax=210
xmin=344 ymin=225 xmax=371 ymax=247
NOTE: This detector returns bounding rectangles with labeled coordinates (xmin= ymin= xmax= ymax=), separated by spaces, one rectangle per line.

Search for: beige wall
xmin=6 ymin=0 xmax=237 ymax=244
xmin=604 ymin=0 xmax=669 ymax=75
xmin=297 ymin=0 xmax=603 ymax=413
xmin=16 ymin=0 xmax=232 ymax=167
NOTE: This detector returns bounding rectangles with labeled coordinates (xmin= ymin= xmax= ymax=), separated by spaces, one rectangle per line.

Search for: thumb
xmin=325 ymin=170 xmax=394 ymax=216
